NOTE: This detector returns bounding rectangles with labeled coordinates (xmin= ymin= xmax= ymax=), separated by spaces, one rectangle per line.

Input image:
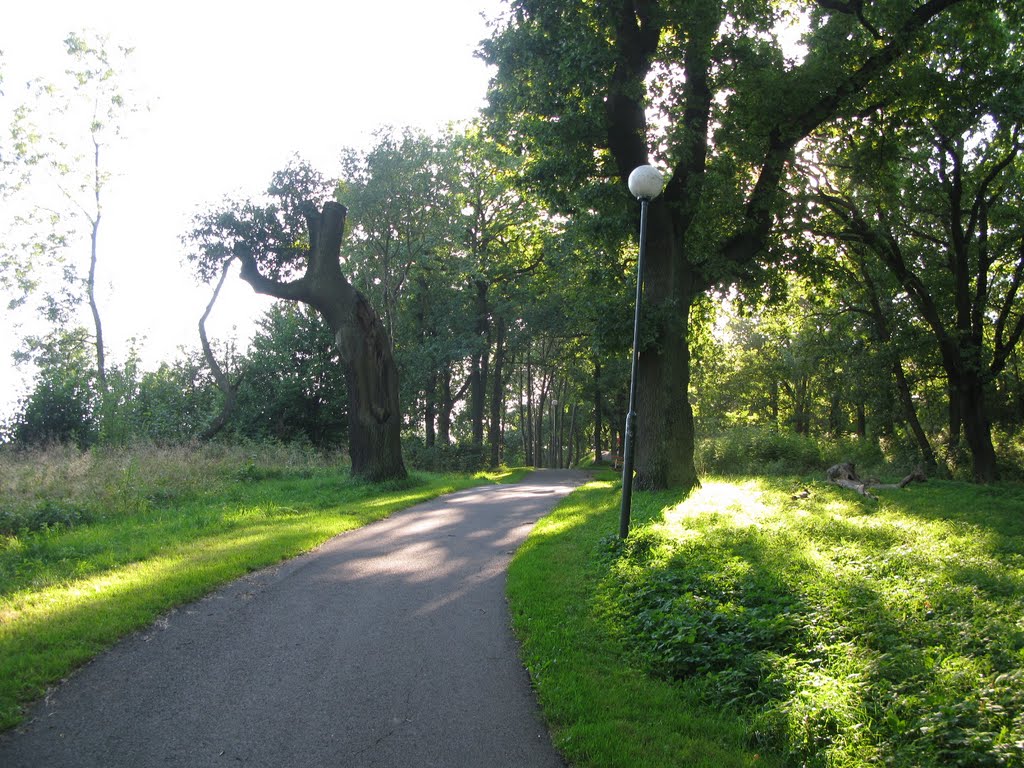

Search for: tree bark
xmin=469 ymin=279 xmax=490 ymax=451
xmin=487 ymin=320 xmax=506 ymax=468
xmin=88 ymin=213 xmax=106 ymax=392
xmin=424 ymin=368 xmax=437 ymax=448
xmin=236 ymin=202 xmax=406 ymax=481
xmin=957 ymin=373 xmax=999 ymax=482
xmin=861 ymin=271 xmax=932 ymax=462
xmin=524 ymin=354 xmax=535 ymax=466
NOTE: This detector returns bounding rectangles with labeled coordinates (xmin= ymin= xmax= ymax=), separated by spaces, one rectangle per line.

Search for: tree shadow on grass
xmin=604 ymin=478 xmax=1024 ymax=767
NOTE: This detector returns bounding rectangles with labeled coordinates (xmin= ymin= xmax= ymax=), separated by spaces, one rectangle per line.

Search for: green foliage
xmin=130 ymin=355 xmax=221 ymax=442
xmin=402 ymin=437 xmax=486 ymax=473
xmin=184 ymin=157 xmax=336 ymax=283
xmin=8 ymin=327 xmax=97 ymax=447
xmin=0 ymin=499 xmax=94 ymax=537
xmin=229 ymin=302 xmax=347 ymax=448
xmin=696 ymin=427 xmax=891 ymax=476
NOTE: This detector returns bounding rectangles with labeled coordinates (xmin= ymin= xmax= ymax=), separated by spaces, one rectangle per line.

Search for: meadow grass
xmin=0 ymin=442 xmax=525 ymax=730
xmin=509 ymin=472 xmax=1024 ymax=768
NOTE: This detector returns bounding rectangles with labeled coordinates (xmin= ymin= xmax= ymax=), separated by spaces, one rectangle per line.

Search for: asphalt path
xmin=0 ymin=469 xmax=585 ymax=767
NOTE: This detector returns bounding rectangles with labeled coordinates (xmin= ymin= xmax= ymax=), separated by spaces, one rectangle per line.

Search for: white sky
xmin=1 ymin=0 xmax=504 ymax=417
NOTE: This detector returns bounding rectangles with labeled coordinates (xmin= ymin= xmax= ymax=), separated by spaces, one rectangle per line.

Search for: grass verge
xmin=509 ymin=473 xmax=1024 ymax=768
xmin=0 ymin=443 xmax=525 ymax=730
xmin=507 ymin=475 xmax=768 ymax=768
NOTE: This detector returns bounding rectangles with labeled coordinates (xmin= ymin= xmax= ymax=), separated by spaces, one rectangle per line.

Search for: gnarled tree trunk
xmin=236 ymin=202 xmax=406 ymax=481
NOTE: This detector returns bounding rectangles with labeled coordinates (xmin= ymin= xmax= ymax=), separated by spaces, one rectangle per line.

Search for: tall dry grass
xmin=0 ymin=441 xmax=348 ymax=535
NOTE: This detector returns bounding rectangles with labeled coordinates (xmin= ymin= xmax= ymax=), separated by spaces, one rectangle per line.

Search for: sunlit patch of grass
xmin=616 ymin=479 xmax=1024 ymax=767
xmin=474 ymin=466 xmax=533 ymax=484
xmin=0 ymin=446 xmax=500 ymax=731
xmin=508 ymin=480 xmax=768 ymax=768
xmin=511 ymin=475 xmax=1024 ymax=767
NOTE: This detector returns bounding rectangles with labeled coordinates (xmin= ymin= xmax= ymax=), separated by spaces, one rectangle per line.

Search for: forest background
xmin=1 ymin=0 xmax=1022 ymax=486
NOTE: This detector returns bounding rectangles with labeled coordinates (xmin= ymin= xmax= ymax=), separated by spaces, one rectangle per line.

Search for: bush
xmin=402 ymin=438 xmax=486 ymax=472
xmin=697 ymin=427 xmax=823 ymax=475
xmin=695 ymin=426 xmax=931 ymax=479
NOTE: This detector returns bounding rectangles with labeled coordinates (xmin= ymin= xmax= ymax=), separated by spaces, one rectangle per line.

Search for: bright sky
xmin=1 ymin=0 xmax=504 ymax=417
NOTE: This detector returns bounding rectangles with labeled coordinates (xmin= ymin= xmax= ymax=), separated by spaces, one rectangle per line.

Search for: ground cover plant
xmin=509 ymin=473 xmax=1024 ymax=768
xmin=0 ymin=442 xmax=524 ymax=730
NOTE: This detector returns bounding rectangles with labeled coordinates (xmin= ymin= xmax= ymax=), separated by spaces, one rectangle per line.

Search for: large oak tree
xmin=484 ymin=0 xmax=969 ymax=490
xmin=186 ymin=162 xmax=406 ymax=481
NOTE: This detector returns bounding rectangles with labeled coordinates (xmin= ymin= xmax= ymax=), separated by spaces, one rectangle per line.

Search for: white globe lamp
xmin=627 ymin=165 xmax=664 ymax=201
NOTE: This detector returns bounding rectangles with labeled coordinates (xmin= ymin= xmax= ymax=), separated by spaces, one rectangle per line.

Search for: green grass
xmin=509 ymin=473 xmax=1024 ymax=768
xmin=0 ymin=443 xmax=526 ymax=730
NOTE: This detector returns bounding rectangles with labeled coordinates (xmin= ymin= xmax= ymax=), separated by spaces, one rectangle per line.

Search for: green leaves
xmin=184 ymin=156 xmax=333 ymax=283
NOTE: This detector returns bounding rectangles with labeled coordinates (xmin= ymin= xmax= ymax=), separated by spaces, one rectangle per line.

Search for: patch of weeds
xmin=234 ymin=460 xmax=271 ymax=483
xmin=0 ymin=501 xmax=95 ymax=536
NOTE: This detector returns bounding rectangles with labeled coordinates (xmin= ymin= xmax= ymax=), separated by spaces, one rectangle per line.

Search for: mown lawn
xmin=0 ymin=443 xmax=525 ymax=730
xmin=508 ymin=473 xmax=1024 ymax=768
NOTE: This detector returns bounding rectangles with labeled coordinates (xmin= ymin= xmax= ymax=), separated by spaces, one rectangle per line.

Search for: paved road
xmin=0 ymin=470 xmax=585 ymax=767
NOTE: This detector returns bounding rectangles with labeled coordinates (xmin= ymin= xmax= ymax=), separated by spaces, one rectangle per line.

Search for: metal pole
xmin=619 ymin=196 xmax=650 ymax=539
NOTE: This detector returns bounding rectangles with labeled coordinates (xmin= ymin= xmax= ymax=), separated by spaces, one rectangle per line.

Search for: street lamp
xmin=619 ymin=164 xmax=663 ymax=539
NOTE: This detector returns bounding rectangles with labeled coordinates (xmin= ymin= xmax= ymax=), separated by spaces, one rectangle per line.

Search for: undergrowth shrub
xmin=402 ymin=438 xmax=485 ymax=472
xmin=696 ymin=427 xmax=823 ymax=475
xmin=697 ymin=426 xmax=934 ymax=479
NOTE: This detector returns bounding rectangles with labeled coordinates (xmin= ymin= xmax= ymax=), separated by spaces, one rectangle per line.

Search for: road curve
xmin=0 ymin=469 xmax=585 ymax=767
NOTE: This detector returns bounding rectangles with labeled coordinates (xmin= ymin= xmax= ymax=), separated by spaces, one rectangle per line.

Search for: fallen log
xmin=826 ymin=462 xmax=926 ymax=500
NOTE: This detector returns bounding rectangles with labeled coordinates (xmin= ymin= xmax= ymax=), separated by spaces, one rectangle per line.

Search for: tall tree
xmin=185 ymin=161 xmax=406 ymax=481
xmin=484 ymin=0 xmax=970 ymax=490
xmin=5 ymin=33 xmax=136 ymax=395
xmin=449 ymin=124 xmax=546 ymax=460
xmin=804 ymin=5 xmax=1024 ymax=480
xmin=341 ymin=128 xmax=455 ymax=344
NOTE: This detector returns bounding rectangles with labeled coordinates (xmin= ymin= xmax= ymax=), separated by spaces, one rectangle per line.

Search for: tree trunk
xmin=469 ymin=279 xmax=490 ymax=451
xmin=88 ymin=214 xmax=106 ymax=391
xmin=1015 ymin=352 xmax=1024 ymax=422
xmin=438 ymin=372 xmax=454 ymax=446
xmin=237 ymin=202 xmax=405 ymax=481
xmin=517 ymin=366 xmax=530 ymax=466
xmin=828 ymin=393 xmax=842 ymax=437
xmin=525 ymin=354 xmax=536 ymax=466
xmin=958 ymin=373 xmax=999 ymax=482
xmin=436 ymin=370 xmax=468 ymax=446
xmin=632 ymin=203 xmax=700 ymax=490
xmin=567 ymin=402 xmax=578 ymax=468
xmin=425 ymin=370 xmax=437 ymax=448
xmin=535 ymin=384 xmax=548 ymax=469
xmin=862 ymin=274 xmax=935 ymax=466
xmin=892 ymin=359 xmax=937 ymax=468
xmin=488 ymin=321 xmax=505 ymax=468
xmin=592 ymin=359 xmax=604 ymax=463
xmin=948 ymin=383 xmax=963 ymax=451
xmin=198 ymin=259 xmax=240 ymax=441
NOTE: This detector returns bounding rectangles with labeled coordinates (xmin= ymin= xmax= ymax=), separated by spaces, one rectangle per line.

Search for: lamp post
xmin=619 ymin=164 xmax=664 ymax=540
